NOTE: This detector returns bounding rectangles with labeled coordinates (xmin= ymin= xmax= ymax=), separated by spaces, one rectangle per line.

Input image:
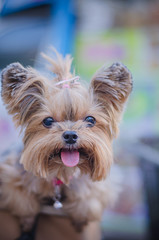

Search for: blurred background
xmin=0 ymin=0 xmax=159 ymax=239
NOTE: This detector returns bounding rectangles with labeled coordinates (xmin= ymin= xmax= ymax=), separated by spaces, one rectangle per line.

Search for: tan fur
xmin=0 ymin=49 xmax=132 ymax=234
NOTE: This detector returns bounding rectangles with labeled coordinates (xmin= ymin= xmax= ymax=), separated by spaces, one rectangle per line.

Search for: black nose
xmin=63 ymin=131 xmax=78 ymax=144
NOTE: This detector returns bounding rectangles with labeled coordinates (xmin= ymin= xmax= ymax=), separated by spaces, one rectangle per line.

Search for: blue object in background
xmin=49 ymin=0 xmax=76 ymax=56
xmin=1 ymin=0 xmax=52 ymax=16
xmin=0 ymin=0 xmax=77 ymax=68
xmin=0 ymin=0 xmax=76 ymax=55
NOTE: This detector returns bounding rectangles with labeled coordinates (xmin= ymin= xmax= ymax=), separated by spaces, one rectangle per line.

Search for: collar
xmin=41 ymin=178 xmax=64 ymax=210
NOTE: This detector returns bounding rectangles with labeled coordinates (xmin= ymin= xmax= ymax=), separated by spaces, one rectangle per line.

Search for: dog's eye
xmin=42 ymin=117 xmax=54 ymax=128
xmin=84 ymin=116 xmax=96 ymax=127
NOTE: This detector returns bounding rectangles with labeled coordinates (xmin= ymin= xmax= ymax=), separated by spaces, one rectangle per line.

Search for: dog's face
xmin=1 ymin=51 xmax=132 ymax=183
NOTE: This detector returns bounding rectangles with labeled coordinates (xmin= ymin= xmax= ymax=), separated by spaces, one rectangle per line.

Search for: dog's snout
xmin=63 ymin=131 xmax=78 ymax=144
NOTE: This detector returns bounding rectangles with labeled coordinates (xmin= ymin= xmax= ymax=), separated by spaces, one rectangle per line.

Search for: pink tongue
xmin=61 ymin=150 xmax=79 ymax=167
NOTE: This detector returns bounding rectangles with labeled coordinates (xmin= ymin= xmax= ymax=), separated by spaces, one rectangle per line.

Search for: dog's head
xmin=1 ymin=50 xmax=132 ymax=183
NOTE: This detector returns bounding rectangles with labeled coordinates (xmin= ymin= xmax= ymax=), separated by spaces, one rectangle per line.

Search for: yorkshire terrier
xmin=0 ymin=49 xmax=132 ymax=238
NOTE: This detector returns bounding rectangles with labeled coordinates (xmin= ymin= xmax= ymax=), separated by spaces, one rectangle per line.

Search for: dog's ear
xmin=1 ymin=63 xmax=46 ymax=127
xmin=90 ymin=62 xmax=133 ymax=137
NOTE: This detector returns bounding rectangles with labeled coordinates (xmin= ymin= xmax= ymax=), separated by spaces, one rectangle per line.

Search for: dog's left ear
xmin=90 ymin=62 xmax=133 ymax=137
xmin=1 ymin=63 xmax=46 ymax=127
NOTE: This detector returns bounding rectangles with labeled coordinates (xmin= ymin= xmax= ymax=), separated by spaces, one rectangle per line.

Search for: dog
xmin=0 ymin=49 xmax=132 ymax=239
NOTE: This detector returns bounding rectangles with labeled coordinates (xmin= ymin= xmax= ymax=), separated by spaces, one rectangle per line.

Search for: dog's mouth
xmin=49 ymin=148 xmax=90 ymax=168
xmin=61 ymin=149 xmax=79 ymax=167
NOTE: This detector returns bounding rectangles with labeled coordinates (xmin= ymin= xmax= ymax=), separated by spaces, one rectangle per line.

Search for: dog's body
xmin=0 ymin=49 xmax=132 ymax=237
xmin=0 ymin=151 xmax=117 ymax=233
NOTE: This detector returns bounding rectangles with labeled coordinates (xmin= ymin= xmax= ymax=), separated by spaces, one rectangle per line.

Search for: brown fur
xmin=0 ymin=49 xmax=132 ymax=235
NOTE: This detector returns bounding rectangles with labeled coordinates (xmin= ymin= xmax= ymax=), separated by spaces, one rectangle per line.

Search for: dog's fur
xmin=0 ymin=49 xmax=132 ymax=235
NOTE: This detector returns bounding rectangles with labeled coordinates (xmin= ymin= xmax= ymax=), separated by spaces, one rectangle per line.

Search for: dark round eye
xmin=84 ymin=116 xmax=96 ymax=127
xmin=42 ymin=117 xmax=54 ymax=128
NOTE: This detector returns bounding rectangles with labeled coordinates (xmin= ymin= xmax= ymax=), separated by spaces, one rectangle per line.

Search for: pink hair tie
xmin=55 ymin=76 xmax=80 ymax=88
xmin=63 ymin=84 xmax=70 ymax=88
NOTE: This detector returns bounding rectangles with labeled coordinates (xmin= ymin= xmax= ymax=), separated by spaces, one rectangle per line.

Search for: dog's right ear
xmin=1 ymin=63 xmax=46 ymax=127
xmin=90 ymin=62 xmax=133 ymax=138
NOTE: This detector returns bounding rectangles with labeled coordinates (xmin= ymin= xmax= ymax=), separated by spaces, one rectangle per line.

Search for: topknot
xmin=41 ymin=47 xmax=75 ymax=83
